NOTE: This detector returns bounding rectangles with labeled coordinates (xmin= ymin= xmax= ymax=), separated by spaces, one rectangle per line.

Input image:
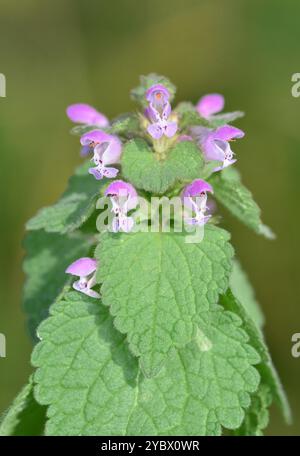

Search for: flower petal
xmin=66 ymin=104 xmax=109 ymax=127
xmin=66 ymin=257 xmax=97 ymax=277
xmin=80 ymin=129 xmax=110 ymax=146
xmin=177 ymin=135 xmax=193 ymax=142
xmin=202 ymin=136 xmax=226 ymax=161
xmin=89 ymin=167 xmax=103 ymax=180
xmin=100 ymin=137 xmax=122 ymax=165
xmin=80 ymin=145 xmax=92 ymax=157
xmin=119 ymin=216 xmax=135 ymax=233
xmin=73 ymin=281 xmax=100 ymax=299
xmin=146 ymin=84 xmax=170 ymax=102
xmin=196 ymin=94 xmax=224 ymax=118
xmin=164 ymin=121 xmax=178 ymax=138
xmin=147 ymin=123 xmax=163 ymax=139
xmin=105 ymin=180 xmax=138 ymax=211
xmin=214 ymin=125 xmax=245 ymax=141
xmin=214 ymin=158 xmax=237 ymax=172
xmin=182 ymin=179 xmax=213 ymax=199
xmin=102 ymin=167 xmax=119 ymax=178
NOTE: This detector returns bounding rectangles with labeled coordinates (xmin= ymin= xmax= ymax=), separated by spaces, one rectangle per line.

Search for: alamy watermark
xmin=96 ymin=194 xmax=210 ymax=244
xmin=0 ymin=73 xmax=6 ymax=97
xmin=291 ymin=333 xmax=300 ymax=358
xmin=291 ymin=73 xmax=300 ymax=97
xmin=0 ymin=333 xmax=6 ymax=358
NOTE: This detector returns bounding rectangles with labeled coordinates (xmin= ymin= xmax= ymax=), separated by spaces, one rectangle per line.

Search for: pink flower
xmin=66 ymin=103 xmax=109 ymax=127
xmin=65 ymin=258 xmax=100 ymax=299
xmin=182 ymin=179 xmax=213 ymax=226
xmin=105 ymin=181 xmax=138 ymax=233
xmin=80 ymin=130 xmax=122 ymax=180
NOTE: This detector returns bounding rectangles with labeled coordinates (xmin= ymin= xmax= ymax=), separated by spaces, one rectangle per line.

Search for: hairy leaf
xmin=0 ymin=377 xmax=46 ymax=436
xmin=210 ymin=168 xmax=275 ymax=239
xmin=32 ymin=292 xmax=260 ymax=436
xmin=26 ymin=162 xmax=107 ymax=233
xmin=230 ymin=259 xmax=265 ymax=328
xmin=109 ymin=113 xmax=140 ymax=136
xmin=96 ymin=226 xmax=234 ymax=377
xmin=220 ymin=289 xmax=291 ymax=424
xmin=175 ymin=102 xmax=210 ymax=129
xmin=121 ymin=139 xmax=204 ymax=194
xmin=23 ymin=230 xmax=92 ymax=339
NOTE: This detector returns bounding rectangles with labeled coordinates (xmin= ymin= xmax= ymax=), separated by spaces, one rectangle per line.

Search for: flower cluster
xmin=65 ymin=81 xmax=244 ymax=298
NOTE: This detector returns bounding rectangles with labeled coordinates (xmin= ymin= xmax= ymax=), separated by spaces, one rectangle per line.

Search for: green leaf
xmin=109 ymin=113 xmax=140 ymax=136
xmin=23 ymin=230 xmax=93 ymax=339
xmin=121 ymin=138 xmax=204 ymax=194
xmin=26 ymin=162 xmax=107 ymax=234
xmin=0 ymin=377 xmax=46 ymax=436
xmin=95 ymin=226 xmax=234 ymax=377
xmin=175 ymin=102 xmax=244 ymax=130
xmin=220 ymin=289 xmax=291 ymax=425
xmin=209 ymin=167 xmax=275 ymax=239
xmin=230 ymin=259 xmax=265 ymax=328
xmin=70 ymin=125 xmax=101 ymax=136
xmin=234 ymin=384 xmax=272 ymax=436
xmin=175 ymin=102 xmax=210 ymax=129
xmin=131 ymin=73 xmax=176 ymax=107
xmin=32 ymin=292 xmax=260 ymax=436
xmin=208 ymin=111 xmax=244 ymax=128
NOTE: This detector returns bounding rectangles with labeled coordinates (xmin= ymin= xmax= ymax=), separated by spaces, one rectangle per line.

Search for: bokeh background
xmin=0 ymin=0 xmax=299 ymax=435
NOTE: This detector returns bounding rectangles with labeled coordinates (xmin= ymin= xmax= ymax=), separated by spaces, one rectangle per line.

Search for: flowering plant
xmin=0 ymin=74 xmax=290 ymax=436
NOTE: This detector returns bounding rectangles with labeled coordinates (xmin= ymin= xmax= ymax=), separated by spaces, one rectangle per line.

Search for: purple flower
xmin=105 ymin=180 xmax=138 ymax=233
xmin=196 ymin=93 xmax=225 ymax=119
xmin=66 ymin=103 xmax=109 ymax=128
xmin=182 ymin=179 xmax=213 ymax=226
xmin=65 ymin=257 xmax=100 ymax=299
xmin=191 ymin=125 xmax=245 ymax=171
xmin=80 ymin=130 xmax=122 ymax=179
xmin=145 ymin=84 xmax=177 ymax=139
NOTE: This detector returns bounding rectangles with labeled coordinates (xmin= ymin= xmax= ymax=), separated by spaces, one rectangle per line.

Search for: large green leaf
xmin=220 ymin=289 xmax=291 ymax=424
xmin=0 ymin=377 xmax=46 ymax=436
xmin=230 ymin=259 xmax=265 ymax=328
xmin=23 ymin=230 xmax=92 ymax=339
xmin=26 ymin=162 xmax=107 ymax=234
xmin=209 ymin=168 xmax=275 ymax=239
xmin=32 ymin=292 xmax=260 ymax=436
xmin=121 ymin=139 xmax=204 ymax=194
xmin=96 ymin=226 xmax=234 ymax=377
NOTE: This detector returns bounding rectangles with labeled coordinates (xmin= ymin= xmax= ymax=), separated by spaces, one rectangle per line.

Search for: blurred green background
xmin=0 ymin=0 xmax=299 ymax=435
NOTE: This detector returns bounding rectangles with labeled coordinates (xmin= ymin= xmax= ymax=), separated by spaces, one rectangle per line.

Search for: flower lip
xmin=105 ymin=180 xmax=138 ymax=212
xmin=66 ymin=104 xmax=109 ymax=127
xmin=146 ymin=84 xmax=170 ymax=102
xmin=65 ymin=257 xmax=98 ymax=277
xmin=105 ymin=180 xmax=137 ymax=199
xmin=196 ymin=94 xmax=224 ymax=118
xmin=214 ymin=125 xmax=245 ymax=141
xmin=80 ymin=130 xmax=111 ymax=146
xmin=182 ymin=179 xmax=213 ymax=199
